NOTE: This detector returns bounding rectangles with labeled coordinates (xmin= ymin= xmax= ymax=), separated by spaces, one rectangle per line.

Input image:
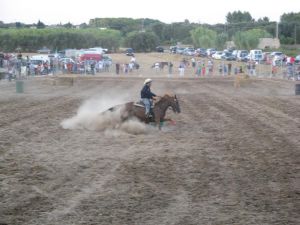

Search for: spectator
xmin=168 ymin=62 xmax=173 ymax=76
xmin=0 ymin=52 xmax=4 ymax=68
xmin=191 ymin=57 xmax=196 ymax=68
xmin=116 ymin=63 xmax=120 ymax=74
xmin=179 ymin=62 xmax=185 ymax=77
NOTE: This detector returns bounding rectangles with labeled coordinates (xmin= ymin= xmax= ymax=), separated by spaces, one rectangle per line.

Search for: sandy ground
xmin=0 ymin=53 xmax=300 ymax=225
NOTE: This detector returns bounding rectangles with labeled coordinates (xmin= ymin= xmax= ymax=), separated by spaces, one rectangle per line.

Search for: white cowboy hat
xmin=144 ymin=78 xmax=152 ymax=84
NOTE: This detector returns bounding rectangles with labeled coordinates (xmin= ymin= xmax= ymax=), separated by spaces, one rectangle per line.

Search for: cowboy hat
xmin=144 ymin=78 xmax=152 ymax=84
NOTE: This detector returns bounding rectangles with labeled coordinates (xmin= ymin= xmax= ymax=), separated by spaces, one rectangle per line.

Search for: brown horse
xmin=107 ymin=94 xmax=181 ymax=130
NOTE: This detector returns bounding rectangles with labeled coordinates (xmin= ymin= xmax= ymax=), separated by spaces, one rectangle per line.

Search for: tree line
xmin=0 ymin=11 xmax=299 ymax=52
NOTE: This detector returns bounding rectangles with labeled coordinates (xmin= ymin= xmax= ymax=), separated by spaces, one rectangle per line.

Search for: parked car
xmin=249 ymin=49 xmax=263 ymax=61
xmin=156 ymin=46 xmax=164 ymax=52
xmin=37 ymin=47 xmax=51 ymax=54
xmin=125 ymin=48 xmax=134 ymax=56
xmin=170 ymin=46 xmax=177 ymax=54
xmin=270 ymin=51 xmax=286 ymax=61
xmin=195 ymin=48 xmax=207 ymax=57
xmin=212 ymin=51 xmax=223 ymax=60
xmin=183 ymin=47 xmax=195 ymax=56
xmin=295 ymin=55 xmax=300 ymax=64
xmin=176 ymin=47 xmax=185 ymax=54
xmin=237 ymin=50 xmax=249 ymax=62
xmin=59 ymin=57 xmax=75 ymax=64
xmin=207 ymin=48 xmax=217 ymax=56
xmin=79 ymin=53 xmax=102 ymax=62
xmin=222 ymin=52 xmax=236 ymax=61
xmin=30 ymin=55 xmax=51 ymax=68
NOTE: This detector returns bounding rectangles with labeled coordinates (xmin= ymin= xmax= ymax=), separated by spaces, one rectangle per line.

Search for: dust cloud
xmin=60 ymin=94 xmax=147 ymax=135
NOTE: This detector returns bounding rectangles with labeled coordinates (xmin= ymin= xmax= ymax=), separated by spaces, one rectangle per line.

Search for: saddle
xmin=134 ymin=100 xmax=154 ymax=108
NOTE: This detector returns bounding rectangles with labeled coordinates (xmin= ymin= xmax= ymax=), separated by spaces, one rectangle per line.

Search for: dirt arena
xmin=0 ymin=54 xmax=300 ymax=225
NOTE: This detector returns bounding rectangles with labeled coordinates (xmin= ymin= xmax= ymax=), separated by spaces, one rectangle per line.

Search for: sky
xmin=0 ymin=0 xmax=299 ymax=25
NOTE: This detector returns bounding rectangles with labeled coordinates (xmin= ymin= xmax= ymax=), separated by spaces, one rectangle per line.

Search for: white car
xmin=212 ymin=51 xmax=223 ymax=60
xmin=271 ymin=52 xmax=285 ymax=61
xmin=59 ymin=57 xmax=75 ymax=64
xmin=206 ymin=48 xmax=216 ymax=56
xmin=249 ymin=49 xmax=263 ymax=61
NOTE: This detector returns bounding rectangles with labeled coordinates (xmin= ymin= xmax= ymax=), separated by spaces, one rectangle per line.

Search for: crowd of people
xmin=1 ymin=51 xmax=299 ymax=81
xmin=0 ymin=51 xmax=113 ymax=80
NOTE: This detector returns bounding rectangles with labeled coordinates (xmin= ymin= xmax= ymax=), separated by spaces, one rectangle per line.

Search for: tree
xmin=234 ymin=28 xmax=272 ymax=49
xmin=124 ymin=31 xmax=159 ymax=52
xmin=15 ymin=22 xmax=22 ymax=28
xmin=0 ymin=28 xmax=122 ymax=52
xmin=216 ymin=33 xmax=228 ymax=49
xmin=280 ymin=12 xmax=300 ymax=44
xmin=226 ymin=11 xmax=254 ymax=24
xmin=190 ymin=26 xmax=217 ymax=48
xmin=79 ymin=23 xmax=89 ymax=29
xmin=257 ymin=17 xmax=270 ymax=23
xmin=36 ymin=20 xmax=45 ymax=29
xmin=63 ymin=22 xmax=74 ymax=29
xmin=281 ymin=12 xmax=300 ymax=23
xmin=151 ymin=22 xmax=165 ymax=41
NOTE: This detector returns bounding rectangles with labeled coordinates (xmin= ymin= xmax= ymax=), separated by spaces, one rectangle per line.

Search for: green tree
xmin=216 ymin=33 xmax=228 ymax=49
xmin=36 ymin=20 xmax=45 ymax=29
xmin=226 ymin=11 xmax=254 ymax=24
xmin=63 ymin=22 xmax=74 ymax=29
xmin=15 ymin=22 xmax=22 ymax=28
xmin=190 ymin=26 xmax=217 ymax=48
xmin=124 ymin=31 xmax=159 ymax=52
xmin=0 ymin=28 xmax=122 ymax=52
xmin=234 ymin=28 xmax=272 ymax=49
xmin=257 ymin=17 xmax=270 ymax=23
xmin=151 ymin=22 xmax=165 ymax=41
xmin=280 ymin=12 xmax=300 ymax=44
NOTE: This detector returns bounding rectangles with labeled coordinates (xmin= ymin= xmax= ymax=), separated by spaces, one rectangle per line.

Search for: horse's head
xmin=161 ymin=94 xmax=181 ymax=113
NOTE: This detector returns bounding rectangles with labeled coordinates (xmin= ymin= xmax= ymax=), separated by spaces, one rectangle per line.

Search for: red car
xmin=79 ymin=53 xmax=102 ymax=61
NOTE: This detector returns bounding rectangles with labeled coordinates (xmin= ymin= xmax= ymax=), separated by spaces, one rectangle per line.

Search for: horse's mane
xmin=156 ymin=94 xmax=174 ymax=104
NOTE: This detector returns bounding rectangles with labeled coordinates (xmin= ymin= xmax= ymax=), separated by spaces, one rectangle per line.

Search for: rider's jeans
xmin=141 ymin=98 xmax=151 ymax=115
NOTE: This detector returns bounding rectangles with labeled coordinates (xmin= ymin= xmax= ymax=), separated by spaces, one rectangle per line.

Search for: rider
xmin=141 ymin=78 xmax=156 ymax=118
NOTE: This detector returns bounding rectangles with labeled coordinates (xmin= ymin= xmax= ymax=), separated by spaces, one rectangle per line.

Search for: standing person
xmin=218 ymin=63 xmax=223 ymax=75
xmin=223 ymin=63 xmax=227 ymax=76
xmin=168 ymin=62 xmax=173 ymax=77
xmin=208 ymin=59 xmax=213 ymax=75
xmin=141 ymin=78 xmax=157 ymax=118
xmin=0 ymin=52 xmax=4 ymax=68
xmin=26 ymin=56 xmax=30 ymax=76
xmin=90 ymin=61 xmax=95 ymax=75
xmin=179 ymin=62 xmax=185 ymax=77
xmin=130 ymin=56 xmax=136 ymax=64
xmin=201 ymin=61 xmax=206 ymax=76
xmin=115 ymin=63 xmax=120 ymax=75
xmin=228 ymin=63 xmax=232 ymax=75
xmin=17 ymin=51 xmax=22 ymax=60
xmin=191 ymin=57 xmax=196 ymax=68
xmin=154 ymin=62 xmax=160 ymax=73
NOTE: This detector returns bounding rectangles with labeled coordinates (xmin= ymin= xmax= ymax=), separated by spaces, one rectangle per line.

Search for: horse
xmin=151 ymin=62 xmax=169 ymax=70
xmin=107 ymin=94 xmax=181 ymax=130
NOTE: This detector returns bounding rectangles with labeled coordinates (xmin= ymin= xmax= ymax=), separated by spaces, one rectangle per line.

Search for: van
xmin=79 ymin=53 xmax=102 ymax=62
xmin=237 ymin=50 xmax=249 ymax=61
xmin=30 ymin=55 xmax=50 ymax=67
xmin=249 ymin=49 xmax=263 ymax=61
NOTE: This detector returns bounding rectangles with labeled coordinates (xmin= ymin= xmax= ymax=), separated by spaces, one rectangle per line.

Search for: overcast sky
xmin=1 ymin=0 xmax=299 ymax=25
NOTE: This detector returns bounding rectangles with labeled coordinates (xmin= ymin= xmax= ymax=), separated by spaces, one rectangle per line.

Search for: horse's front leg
xmin=155 ymin=116 xmax=162 ymax=130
